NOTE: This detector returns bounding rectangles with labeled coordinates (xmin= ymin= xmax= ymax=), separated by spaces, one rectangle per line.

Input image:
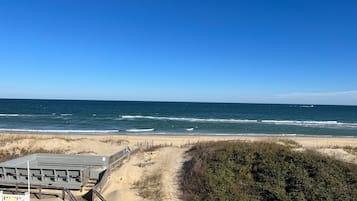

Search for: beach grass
xmin=133 ymin=172 xmax=164 ymax=201
xmin=181 ymin=141 xmax=357 ymax=201
xmin=0 ymin=148 xmax=66 ymax=162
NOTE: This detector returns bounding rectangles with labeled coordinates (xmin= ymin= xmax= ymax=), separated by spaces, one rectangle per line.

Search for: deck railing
xmin=62 ymin=189 xmax=77 ymax=201
xmin=91 ymin=147 xmax=131 ymax=201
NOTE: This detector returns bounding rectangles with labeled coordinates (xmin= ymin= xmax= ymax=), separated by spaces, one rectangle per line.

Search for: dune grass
xmin=181 ymin=141 xmax=357 ymax=201
xmin=133 ymin=172 xmax=164 ymax=201
xmin=0 ymin=148 xmax=66 ymax=162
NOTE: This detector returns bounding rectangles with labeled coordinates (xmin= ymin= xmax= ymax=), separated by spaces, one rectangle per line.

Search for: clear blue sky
xmin=1 ymin=0 xmax=357 ymax=105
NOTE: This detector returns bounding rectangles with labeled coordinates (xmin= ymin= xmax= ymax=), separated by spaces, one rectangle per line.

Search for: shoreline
xmin=1 ymin=132 xmax=357 ymax=149
xmin=0 ymin=131 xmax=356 ymax=138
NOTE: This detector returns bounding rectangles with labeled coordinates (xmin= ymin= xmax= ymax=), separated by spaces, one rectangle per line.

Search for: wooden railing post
xmin=62 ymin=189 xmax=65 ymax=200
xmin=39 ymin=186 xmax=42 ymax=199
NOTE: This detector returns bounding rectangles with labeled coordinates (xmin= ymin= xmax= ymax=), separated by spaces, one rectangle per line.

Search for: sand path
xmin=102 ymin=147 xmax=186 ymax=201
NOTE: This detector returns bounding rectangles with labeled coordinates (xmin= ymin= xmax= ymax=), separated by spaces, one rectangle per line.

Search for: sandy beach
xmin=2 ymin=1 xmax=357 ymax=200
xmin=0 ymin=133 xmax=357 ymax=201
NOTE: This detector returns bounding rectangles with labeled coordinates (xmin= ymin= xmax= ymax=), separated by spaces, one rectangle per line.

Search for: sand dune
xmin=101 ymin=147 xmax=185 ymax=201
xmin=0 ymin=133 xmax=356 ymax=201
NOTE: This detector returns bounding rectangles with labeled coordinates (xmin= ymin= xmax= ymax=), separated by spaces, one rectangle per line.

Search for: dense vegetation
xmin=181 ymin=141 xmax=357 ymax=201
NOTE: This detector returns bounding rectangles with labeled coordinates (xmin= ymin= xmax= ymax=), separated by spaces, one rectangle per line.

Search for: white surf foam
xmin=0 ymin=114 xmax=34 ymax=117
xmin=300 ymin=105 xmax=314 ymax=108
xmin=126 ymin=128 xmax=155 ymax=132
xmin=121 ymin=115 xmax=357 ymax=129
xmin=0 ymin=114 xmax=52 ymax=117
xmin=121 ymin=115 xmax=258 ymax=123
xmin=0 ymin=128 xmax=119 ymax=133
xmin=261 ymin=120 xmax=357 ymax=128
xmin=60 ymin=114 xmax=72 ymax=116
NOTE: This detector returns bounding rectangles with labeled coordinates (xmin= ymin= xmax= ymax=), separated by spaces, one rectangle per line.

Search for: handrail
xmin=63 ymin=189 xmax=77 ymax=201
xmin=91 ymin=147 xmax=131 ymax=201
xmin=108 ymin=147 xmax=131 ymax=169
xmin=96 ymin=147 xmax=130 ymax=192
xmin=92 ymin=189 xmax=106 ymax=201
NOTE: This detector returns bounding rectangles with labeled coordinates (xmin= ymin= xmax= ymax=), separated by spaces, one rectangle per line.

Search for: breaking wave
xmin=120 ymin=115 xmax=357 ymax=129
xmin=121 ymin=115 xmax=258 ymax=123
xmin=0 ymin=128 xmax=119 ymax=133
xmin=261 ymin=120 xmax=357 ymax=128
xmin=0 ymin=114 xmax=37 ymax=117
xmin=126 ymin=128 xmax=155 ymax=132
xmin=0 ymin=114 xmax=59 ymax=117
xmin=60 ymin=114 xmax=73 ymax=116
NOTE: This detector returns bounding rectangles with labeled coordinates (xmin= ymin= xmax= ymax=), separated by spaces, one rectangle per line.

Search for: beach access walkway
xmin=0 ymin=147 xmax=131 ymax=201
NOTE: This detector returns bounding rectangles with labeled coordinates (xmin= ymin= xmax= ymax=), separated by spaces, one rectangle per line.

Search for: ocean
xmin=0 ymin=99 xmax=356 ymax=137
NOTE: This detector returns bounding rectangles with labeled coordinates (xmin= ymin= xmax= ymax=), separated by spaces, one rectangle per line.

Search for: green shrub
xmin=181 ymin=141 xmax=357 ymax=201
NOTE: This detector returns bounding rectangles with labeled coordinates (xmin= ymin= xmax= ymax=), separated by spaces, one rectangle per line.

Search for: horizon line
xmin=0 ymin=97 xmax=356 ymax=107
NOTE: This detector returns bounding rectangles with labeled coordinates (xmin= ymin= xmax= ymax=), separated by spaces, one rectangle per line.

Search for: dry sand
xmin=0 ymin=133 xmax=357 ymax=201
xmin=101 ymin=147 xmax=186 ymax=201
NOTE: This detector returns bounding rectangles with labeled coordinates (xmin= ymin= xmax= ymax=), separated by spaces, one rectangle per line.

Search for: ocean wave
xmin=0 ymin=113 xmax=53 ymax=117
xmin=60 ymin=114 xmax=72 ymax=116
xmin=0 ymin=128 xmax=119 ymax=133
xmin=261 ymin=120 xmax=357 ymax=128
xmin=120 ymin=115 xmax=357 ymax=129
xmin=0 ymin=114 xmax=35 ymax=117
xmin=121 ymin=115 xmax=258 ymax=123
xmin=300 ymin=105 xmax=314 ymax=108
xmin=0 ymin=113 xmax=75 ymax=117
xmin=185 ymin=128 xmax=195 ymax=131
xmin=261 ymin=120 xmax=340 ymax=125
xmin=126 ymin=128 xmax=155 ymax=132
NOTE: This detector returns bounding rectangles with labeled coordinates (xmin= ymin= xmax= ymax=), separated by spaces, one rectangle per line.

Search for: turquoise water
xmin=0 ymin=99 xmax=356 ymax=136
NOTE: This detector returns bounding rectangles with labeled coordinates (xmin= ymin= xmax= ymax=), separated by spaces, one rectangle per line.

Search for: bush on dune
xmin=181 ymin=141 xmax=357 ymax=201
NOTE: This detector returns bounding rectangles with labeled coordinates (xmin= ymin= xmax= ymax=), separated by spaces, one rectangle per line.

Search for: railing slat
xmin=92 ymin=189 xmax=106 ymax=201
xmin=92 ymin=147 xmax=131 ymax=201
xmin=63 ymin=189 xmax=77 ymax=201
